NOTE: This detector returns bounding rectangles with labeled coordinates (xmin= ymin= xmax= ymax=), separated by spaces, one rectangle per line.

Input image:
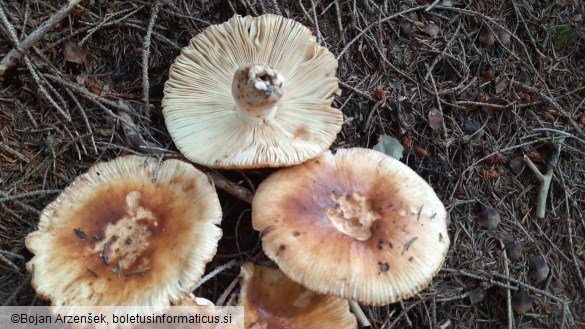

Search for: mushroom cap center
xmin=326 ymin=192 xmax=379 ymax=241
xmin=232 ymin=63 xmax=284 ymax=124
xmin=92 ymin=191 xmax=158 ymax=274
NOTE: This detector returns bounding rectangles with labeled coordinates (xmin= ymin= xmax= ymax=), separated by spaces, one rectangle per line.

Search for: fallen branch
xmin=523 ymin=140 xmax=563 ymax=219
xmin=207 ymin=171 xmax=254 ymax=204
xmin=0 ymin=0 xmax=83 ymax=76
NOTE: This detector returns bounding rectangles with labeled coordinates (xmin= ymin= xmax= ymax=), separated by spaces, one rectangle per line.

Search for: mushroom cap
xmin=26 ymin=155 xmax=223 ymax=309
xmin=239 ymin=263 xmax=357 ymax=329
xmin=252 ymin=148 xmax=450 ymax=305
xmin=162 ymin=14 xmax=342 ymax=169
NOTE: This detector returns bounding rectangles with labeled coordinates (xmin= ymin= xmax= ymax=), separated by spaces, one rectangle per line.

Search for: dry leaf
xmin=512 ymin=289 xmax=532 ymax=314
xmin=427 ymin=108 xmax=444 ymax=130
xmin=463 ymin=121 xmax=484 ymax=140
xmin=477 ymin=206 xmax=500 ymax=228
xmin=479 ymin=25 xmax=495 ymax=46
xmin=460 ymin=90 xmax=478 ymax=101
xmin=400 ymin=20 xmax=414 ymax=36
xmin=373 ymin=135 xmax=404 ymax=160
xmin=518 ymin=69 xmax=533 ymax=86
xmin=496 ymin=28 xmax=511 ymax=45
xmin=462 ymin=121 xmax=481 ymax=135
xmin=495 ymin=79 xmax=509 ymax=94
xmin=414 ymin=146 xmax=428 ymax=157
xmin=423 ymin=23 xmax=440 ymax=37
xmin=509 ymin=156 xmax=525 ymax=175
xmin=469 ymin=288 xmax=485 ymax=304
xmin=63 ymin=40 xmax=88 ymax=64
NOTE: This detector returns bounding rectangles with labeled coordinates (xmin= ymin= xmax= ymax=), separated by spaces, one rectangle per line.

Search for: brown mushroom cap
xmin=239 ymin=263 xmax=357 ymax=329
xmin=163 ymin=14 xmax=342 ymax=169
xmin=26 ymin=155 xmax=223 ymax=307
xmin=252 ymin=148 xmax=450 ymax=305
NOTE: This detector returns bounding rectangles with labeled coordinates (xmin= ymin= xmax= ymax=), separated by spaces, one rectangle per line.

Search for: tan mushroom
xmin=163 ymin=14 xmax=342 ymax=169
xmin=26 ymin=155 xmax=223 ymax=308
xmin=239 ymin=263 xmax=357 ymax=329
xmin=252 ymin=148 xmax=450 ymax=305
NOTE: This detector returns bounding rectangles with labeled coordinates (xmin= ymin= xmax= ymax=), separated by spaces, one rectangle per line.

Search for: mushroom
xmin=26 ymin=155 xmax=223 ymax=309
xmin=252 ymin=148 xmax=450 ymax=305
xmin=239 ymin=263 xmax=357 ymax=329
xmin=163 ymin=14 xmax=342 ymax=169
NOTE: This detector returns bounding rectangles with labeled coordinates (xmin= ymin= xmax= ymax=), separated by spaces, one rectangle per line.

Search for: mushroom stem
xmin=349 ymin=301 xmax=371 ymax=328
xmin=232 ymin=63 xmax=284 ymax=124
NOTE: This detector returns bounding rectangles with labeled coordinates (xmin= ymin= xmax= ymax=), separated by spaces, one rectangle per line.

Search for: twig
xmin=43 ymin=73 xmax=137 ymax=122
xmin=0 ymin=0 xmax=83 ymax=75
xmin=0 ymin=191 xmax=40 ymax=214
xmin=532 ymin=128 xmax=585 ymax=146
xmin=423 ymin=23 xmax=463 ymax=81
xmin=142 ymin=1 xmax=161 ymax=112
xmin=0 ymin=252 xmax=20 ymax=272
xmin=388 ymin=300 xmax=423 ymax=328
xmin=23 ymin=57 xmax=72 ymax=121
xmin=513 ymin=81 xmax=584 ymax=138
xmin=119 ymin=109 xmax=164 ymax=156
xmin=558 ymin=172 xmax=585 ymax=292
xmin=349 ymin=301 xmax=371 ymax=328
xmin=0 ymin=5 xmax=72 ymax=121
xmin=0 ymin=141 xmax=28 ymax=162
xmin=271 ymin=0 xmax=282 ymax=16
xmin=523 ymin=140 xmax=563 ymax=218
xmin=498 ymin=239 xmax=514 ymax=329
xmin=426 ymin=63 xmax=452 ymax=151
xmin=0 ymin=190 xmax=61 ymax=203
xmin=62 ymin=84 xmax=98 ymax=154
xmin=425 ymin=0 xmax=441 ymax=12
xmin=207 ymin=172 xmax=254 ymax=204
xmin=339 ymin=80 xmax=377 ymax=102
xmin=337 ymin=5 xmax=427 ymax=59
xmin=363 ymin=98 xmax=385 ymax=133
xmin=79 ymin=6 xmax=145 ymax=46
xmin=216 ymin=276 xmax=240 ymax=306
xmin=195 ymin=260 xmax=239 ymax=289
xmin=399 ymin=299 xmax=413 ymax=327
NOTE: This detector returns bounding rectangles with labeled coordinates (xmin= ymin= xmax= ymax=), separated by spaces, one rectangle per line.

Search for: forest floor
xmin=1 ymin=1 xmax=584 ymax=328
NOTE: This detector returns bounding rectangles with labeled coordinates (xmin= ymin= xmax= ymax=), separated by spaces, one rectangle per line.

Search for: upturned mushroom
xmin=239 ymin=263 xmax=357 ymax=329
xmin=26 ymin=155 xmax=223 ymax=308
xmin=252 ymin=148 xmax=450 ymax=305
xmin=163 ymin=14 xmax=342 ymax=169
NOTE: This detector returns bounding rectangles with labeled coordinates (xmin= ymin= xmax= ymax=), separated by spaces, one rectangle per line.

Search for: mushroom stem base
xmin=232 ymin=63 xmax=284 ymax=125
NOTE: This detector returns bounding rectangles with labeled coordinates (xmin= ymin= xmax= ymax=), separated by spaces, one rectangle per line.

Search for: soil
xmin=1 ymin=1 xmax=584 ymax=328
